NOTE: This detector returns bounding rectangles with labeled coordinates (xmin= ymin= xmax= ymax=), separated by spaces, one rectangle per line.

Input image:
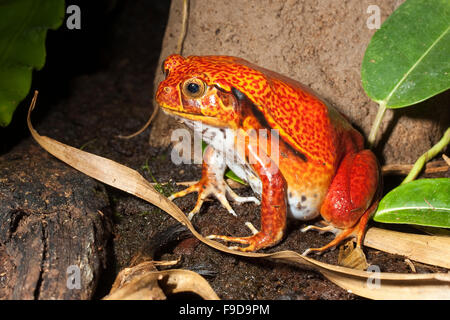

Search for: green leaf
xmin=361 ymin=0 xmax=450 ymax=109
xmin=373 ymin=178 xmax=450 ymax=228
xmin=0 ymin=0 xmax=65 ymax=126
xmin=225 ymin=169 xmax=247 ymax=185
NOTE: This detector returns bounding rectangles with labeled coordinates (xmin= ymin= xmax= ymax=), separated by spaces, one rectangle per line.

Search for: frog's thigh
xmin=320 ymin=150 xmax=379 ymax=228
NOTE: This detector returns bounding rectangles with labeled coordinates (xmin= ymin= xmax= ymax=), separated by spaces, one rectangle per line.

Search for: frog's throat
xmin=160 ymin=107 xmax=231 ymax=128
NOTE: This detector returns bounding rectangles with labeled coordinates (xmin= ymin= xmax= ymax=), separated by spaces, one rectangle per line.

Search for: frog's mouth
xmin=159 ymin=104 xmax=231 ymax=128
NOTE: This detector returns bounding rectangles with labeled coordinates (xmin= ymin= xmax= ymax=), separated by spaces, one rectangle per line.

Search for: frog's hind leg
xmin=301 ymin=200 xmax=378 ymax=256
xmin=301 ymin=150 xmax=381 ymax=256
xmin=169 ymin=145 xmax=259 ymax=220
xmin=301 ymin=221 xmax=356 ymax=256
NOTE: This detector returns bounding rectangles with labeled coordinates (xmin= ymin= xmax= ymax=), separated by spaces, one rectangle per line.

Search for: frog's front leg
xmin=169 ymin=145 xmax=260 ymax=220
xmin=207 ymin=151 xmax=288 ymax=252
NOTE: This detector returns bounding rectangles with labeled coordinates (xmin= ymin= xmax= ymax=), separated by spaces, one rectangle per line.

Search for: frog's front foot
xmin=169 ymin=146 xmax=259 ymax=220
xmin=206 ymin=161 xmax=288 ymax=252
xmin=169 ymin=178 xmax=259 ymax=220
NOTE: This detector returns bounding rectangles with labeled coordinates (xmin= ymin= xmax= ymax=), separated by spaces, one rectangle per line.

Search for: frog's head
xmin=156 ymin=54 xmax=268 ymax=129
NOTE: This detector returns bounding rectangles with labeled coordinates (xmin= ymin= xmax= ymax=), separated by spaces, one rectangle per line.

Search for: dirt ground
xmin=0 ymin=0 xmax=448 ymax=300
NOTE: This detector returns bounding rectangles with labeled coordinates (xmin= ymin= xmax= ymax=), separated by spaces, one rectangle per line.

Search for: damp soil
xmin=1 ymin=0 xmax=448 ymax=300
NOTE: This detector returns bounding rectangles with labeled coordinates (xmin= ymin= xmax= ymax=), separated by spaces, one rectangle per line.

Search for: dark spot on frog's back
xmin=231 ymin=87 xmax=246 ymax=101
xmin=284 ymin=142 xmax=308 ymax=162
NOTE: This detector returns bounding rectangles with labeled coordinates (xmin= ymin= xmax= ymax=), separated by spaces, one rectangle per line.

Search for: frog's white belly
xmin=178 ymin=118 xmax=320 ymax=221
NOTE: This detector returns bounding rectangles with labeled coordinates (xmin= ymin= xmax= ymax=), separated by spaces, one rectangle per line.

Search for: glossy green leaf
xmin=373 ymin=178 xmax=450 ymax=228
xmin=361 ymin=0 xmax=450 ymax=109
xmin=0 ymin=0 xmax=65 ymax=126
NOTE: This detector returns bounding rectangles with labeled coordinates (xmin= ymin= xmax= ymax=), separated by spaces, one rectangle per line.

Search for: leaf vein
xmin=383 ymin=24 xmax=450 ymax=106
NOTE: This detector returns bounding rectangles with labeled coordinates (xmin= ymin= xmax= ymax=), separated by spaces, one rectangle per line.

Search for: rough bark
xmin=0 ymin=144 xmax=112 ymax=299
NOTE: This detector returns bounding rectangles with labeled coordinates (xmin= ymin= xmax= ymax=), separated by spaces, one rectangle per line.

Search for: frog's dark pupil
xmin=187 ymin=83 xmax=199 ymax=94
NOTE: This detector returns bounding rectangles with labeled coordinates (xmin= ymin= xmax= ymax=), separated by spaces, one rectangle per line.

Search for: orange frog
xmin=156 ymin=54 xmax=381 ymax=254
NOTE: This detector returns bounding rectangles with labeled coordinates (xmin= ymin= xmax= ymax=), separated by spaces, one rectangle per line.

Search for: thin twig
xmin=118 ymin=0 xmax=190 ymax=141
xmin=117 ymin=106 xmax=159 ymax=139
xmin=176 ymin=0 xmax=189 ymax=55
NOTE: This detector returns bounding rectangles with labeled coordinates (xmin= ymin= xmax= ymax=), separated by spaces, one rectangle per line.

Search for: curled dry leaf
xmin=27 ymin=92 xmax=450 ymax=299
xmin=338 ymin=241 xmax=369 ymax=270
xmin=104 ymin=227 xmax=214 ymax=300
xmin=104 ymin=267 xmax=220 ymax=300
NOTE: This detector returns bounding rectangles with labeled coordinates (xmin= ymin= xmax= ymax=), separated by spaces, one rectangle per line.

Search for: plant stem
xmin=368 ymin=101 xmax=387 ymax=149
xmin=402 ymin=127 xmax=450 ymax=184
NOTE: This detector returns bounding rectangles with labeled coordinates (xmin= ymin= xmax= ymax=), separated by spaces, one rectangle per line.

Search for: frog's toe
xmin=206 ymin=231 xmax=276 ymax=252
xmin=300 ymin=224 xmax=339 ymax=235
xmin=168 ymin=183 xmax=201 ymax=201
xmin=302 ymin=226 xmax=355 ymax=256
xmin=171 ymin=179 xmax=239 ymax=219
xmin=302 ymin=247 xmax=334 ymax=256
xmin=206 ymin=234 xmax=255 ymax=252
xmin=187 ymin=203 xmax=203 ymax=220
xmin=215 ymin=192 xmax=238 ymax=217
xmin=226 ymin=186 xmax=261 ymax=205
xmin=206 ymin=234 xmax=249 ymax=244
xmin=245 ymin=221 xmax=259 ymax=235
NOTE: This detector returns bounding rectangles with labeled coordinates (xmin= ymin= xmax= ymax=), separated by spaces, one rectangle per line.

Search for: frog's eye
xmin=181 ymin=78 xmax=206 ymax=99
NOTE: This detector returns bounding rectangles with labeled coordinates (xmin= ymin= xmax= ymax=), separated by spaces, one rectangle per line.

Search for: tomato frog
xmin=156 ymin=54 xmax=381 ymax=255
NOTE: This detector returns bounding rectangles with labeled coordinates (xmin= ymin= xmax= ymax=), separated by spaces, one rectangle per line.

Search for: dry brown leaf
xmin=443 ymin=154 xmax=450 ymax=167
xmin=104 ymin=235 xmax=212 ymax=300
xmin=364 ymin=228 xmax=450 ymax=269
xmin=338 ymin=241 xmax=369 ymax=270
xmin=27 ymin=92 xmax=450 ymax=299
xmin=106 ymin=261 xmax=165 ymax=300
xmin=104 ymin=268 xmax=219 ymax=300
